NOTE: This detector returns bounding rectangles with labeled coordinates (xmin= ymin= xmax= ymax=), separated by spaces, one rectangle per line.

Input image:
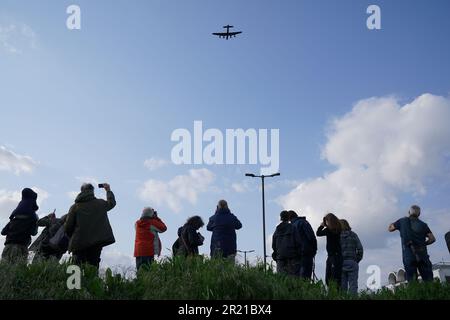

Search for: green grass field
xmin=0 ymin=257 xmax=448 ymax=300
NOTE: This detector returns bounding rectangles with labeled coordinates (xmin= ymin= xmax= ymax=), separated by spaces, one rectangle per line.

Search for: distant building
xmin=386 ymin=262 xmax=450 ymax=289
xmin=432 ymin=262 xmax=450 ymax=283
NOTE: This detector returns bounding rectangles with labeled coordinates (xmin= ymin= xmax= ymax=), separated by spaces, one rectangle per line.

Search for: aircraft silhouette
xmin=212 ymin=25 xmax=242 ymax=40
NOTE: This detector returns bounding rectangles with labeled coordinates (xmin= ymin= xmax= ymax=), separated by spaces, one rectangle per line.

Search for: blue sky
xmin=1 ymin=0 xmax=450 ymax=286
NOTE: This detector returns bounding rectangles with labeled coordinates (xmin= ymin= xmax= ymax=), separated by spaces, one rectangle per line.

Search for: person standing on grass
xmin=1 ymin=188 xmax=40 ymax=263
xmin=134 ymin=207 xmax=167 ymax=270
xmin=445 ymin=231 xmax=450 ymax=255
xmin=272 ymin=211 xmax=301 ymax=275
xmin=289 ymin=210 xmax=317 ymax=280
xmin=388 ymin=205 xmax=435 ymax=282
xmin=65 ymin=183 xmax=116 ymax=269
xmin=339 ymin=219 xmax=363 ymax=294
xmin=316 ymin=213 xmax=343 ymax=289
xmin=207 ymin=200 xmax=242 ymax=261
xmin=29 ymin=212 xmax=68 ymax=263
xmin=173 ymin=215 xmax=204 ymax=257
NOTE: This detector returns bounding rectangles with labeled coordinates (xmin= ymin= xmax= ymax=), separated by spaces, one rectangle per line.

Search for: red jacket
xmin=134 ymin=217 xmax=167 ymax=257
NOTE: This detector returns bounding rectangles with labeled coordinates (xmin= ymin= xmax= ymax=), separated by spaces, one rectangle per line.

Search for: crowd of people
xmin=0 ymin=184 xmax=444 ymax=294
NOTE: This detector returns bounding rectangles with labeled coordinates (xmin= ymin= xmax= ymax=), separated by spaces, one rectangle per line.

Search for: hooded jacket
xmin=1 ymin=188 xmax=39 ymax=246
xmin=340 ymin=230 xmax=364 ymax=263
xmin=9 ymin=188 xmax=39 ymax=220
xmin=134 ymin=216 xmax=167 ymax=257
xmin=207 ymin=208 xmax=242 ymax=257
xmin=64 ymin=190 xmax=116 ymax=253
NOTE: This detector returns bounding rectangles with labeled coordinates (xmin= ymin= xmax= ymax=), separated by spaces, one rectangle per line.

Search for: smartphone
xmin=98 ymin=184 xmax=105 ymax=188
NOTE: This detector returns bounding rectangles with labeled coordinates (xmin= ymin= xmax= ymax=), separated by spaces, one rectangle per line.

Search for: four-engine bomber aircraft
xmin=212 ymin=25 xmax=242 ymax=40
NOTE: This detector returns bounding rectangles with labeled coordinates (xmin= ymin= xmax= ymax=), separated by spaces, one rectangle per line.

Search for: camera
xmin=98 ymin=184 xmax=105 ymax=188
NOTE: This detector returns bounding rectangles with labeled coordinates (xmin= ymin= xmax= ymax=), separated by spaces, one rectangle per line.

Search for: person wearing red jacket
xmin=134 ymin=207 xmax=167 ymax=270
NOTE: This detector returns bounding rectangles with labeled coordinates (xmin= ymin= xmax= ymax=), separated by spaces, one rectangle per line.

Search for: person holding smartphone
xmin=64 ymin=182 xmax=116 ymax=269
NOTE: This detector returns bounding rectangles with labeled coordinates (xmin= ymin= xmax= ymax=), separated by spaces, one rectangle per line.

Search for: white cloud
xmin=0 ymin=145 xmax=37 ymax=174
xmin=67 ymin=191 xmax=78 ymax=201
xmin=232 ymin=183 xmax=247 ymax=193
xmin=100 ymin=248 xmax=135 ymax=269
xmin=279 ymin=94 xmax=450 ymax=248
xmin=144 ymin=157 xmax=168 ymax=171
xmin=0 ymin=190 xmax=22 ymax=221
xmin=0 ymin=22 xmax=37 ymax=55
xmin=231 ymin=180 xmax=253 ymax=193
xmin=139 ymin=168 xmax=215 ymax=213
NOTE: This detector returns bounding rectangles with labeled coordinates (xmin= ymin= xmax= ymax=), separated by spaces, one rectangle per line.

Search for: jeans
xmin=403 ymin=252 xmax=433 ymax=282
xmin=326 ymin=254 xmax=343 ymax=288
xmin=136 ymin=256 xmax=154 ymax=270
xmin=299 ymin=255 xmax=314 ymax=280
xmin=341 ymin=260 xmax=359 ymax=294
xmin=73 ymin=245 xmax=103 ymax=269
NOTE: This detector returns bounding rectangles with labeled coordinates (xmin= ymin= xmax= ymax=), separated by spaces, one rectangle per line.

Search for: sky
xmin=1 ymin=0 xmax=450 ymax=288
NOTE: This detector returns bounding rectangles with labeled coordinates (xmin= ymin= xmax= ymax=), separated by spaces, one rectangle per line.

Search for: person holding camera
xmin=134 ymin=207 xmax=167 ymax=270
xmin=207 ymin=200 xmax=242 ymax=261
xmin=388 ymin=205 xmax=436 ymax=282
xmin=172 ymin=215 xmax=205 ymax=257
xmin=65 ymin=183 xmax=116 ymax=269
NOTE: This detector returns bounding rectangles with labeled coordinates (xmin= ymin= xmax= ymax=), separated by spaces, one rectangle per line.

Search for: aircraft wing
xmin=212 ymin=32 xmax=227 ymax=36
xmin=228 ymin=31 xmax=242 ymax=36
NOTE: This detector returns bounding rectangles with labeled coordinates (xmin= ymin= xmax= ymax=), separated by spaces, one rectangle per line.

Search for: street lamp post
xmin=237 ymin=249 xmax=255 ymax=267
xmin=245 ymin=172 xmax=280 ymax=270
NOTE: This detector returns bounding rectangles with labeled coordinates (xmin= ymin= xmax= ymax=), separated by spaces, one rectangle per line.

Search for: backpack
xmin=404 ymin=217 xmax=429 ymax=262
xmin=293 ymin=218 xmax=317 ymax=257
xmin=48 ymin=224 xmax=69 ymax=253
xmin=273 ymin=223 xmax=300 ymax=260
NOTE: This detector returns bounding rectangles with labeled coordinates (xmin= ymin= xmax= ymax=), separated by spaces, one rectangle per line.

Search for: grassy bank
xmin=0 ymin=257 xmax=448 ymax=300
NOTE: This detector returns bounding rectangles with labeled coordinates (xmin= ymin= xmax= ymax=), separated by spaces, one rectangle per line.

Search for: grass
xmin=0 ymin=256 xmax=448 ymax=300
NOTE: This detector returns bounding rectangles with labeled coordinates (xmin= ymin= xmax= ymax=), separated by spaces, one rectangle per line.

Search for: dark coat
xmin=29 ymin=214 xmax=67 ymax=254
xmin=2 ymin=214 xmax=38 ymax=246
xmin=64 ymin=190 xmax=116 ymax=253
xmin=175 ymin=225 xmax=204 ymax=256
xmin=207 ymin=208 xmax=242 ymax=257
xmin=2 ymin=188 xmax=39 ymax=246
xmin=316 ymin=225 xmax=341 ymax=256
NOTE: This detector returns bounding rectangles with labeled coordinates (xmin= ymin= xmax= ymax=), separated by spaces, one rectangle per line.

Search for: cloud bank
xmin=0 ymin=22 xmax=37 ymax=55
xmin=139 ymin=168 xmax=215 ymax=213
xmin=0 ymin=146 xmax=37 ymax=174
xmin=279 ymin=94 xmax=450 ymax=248
xmin=144 ymin=157 xmax=168 ymax=171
